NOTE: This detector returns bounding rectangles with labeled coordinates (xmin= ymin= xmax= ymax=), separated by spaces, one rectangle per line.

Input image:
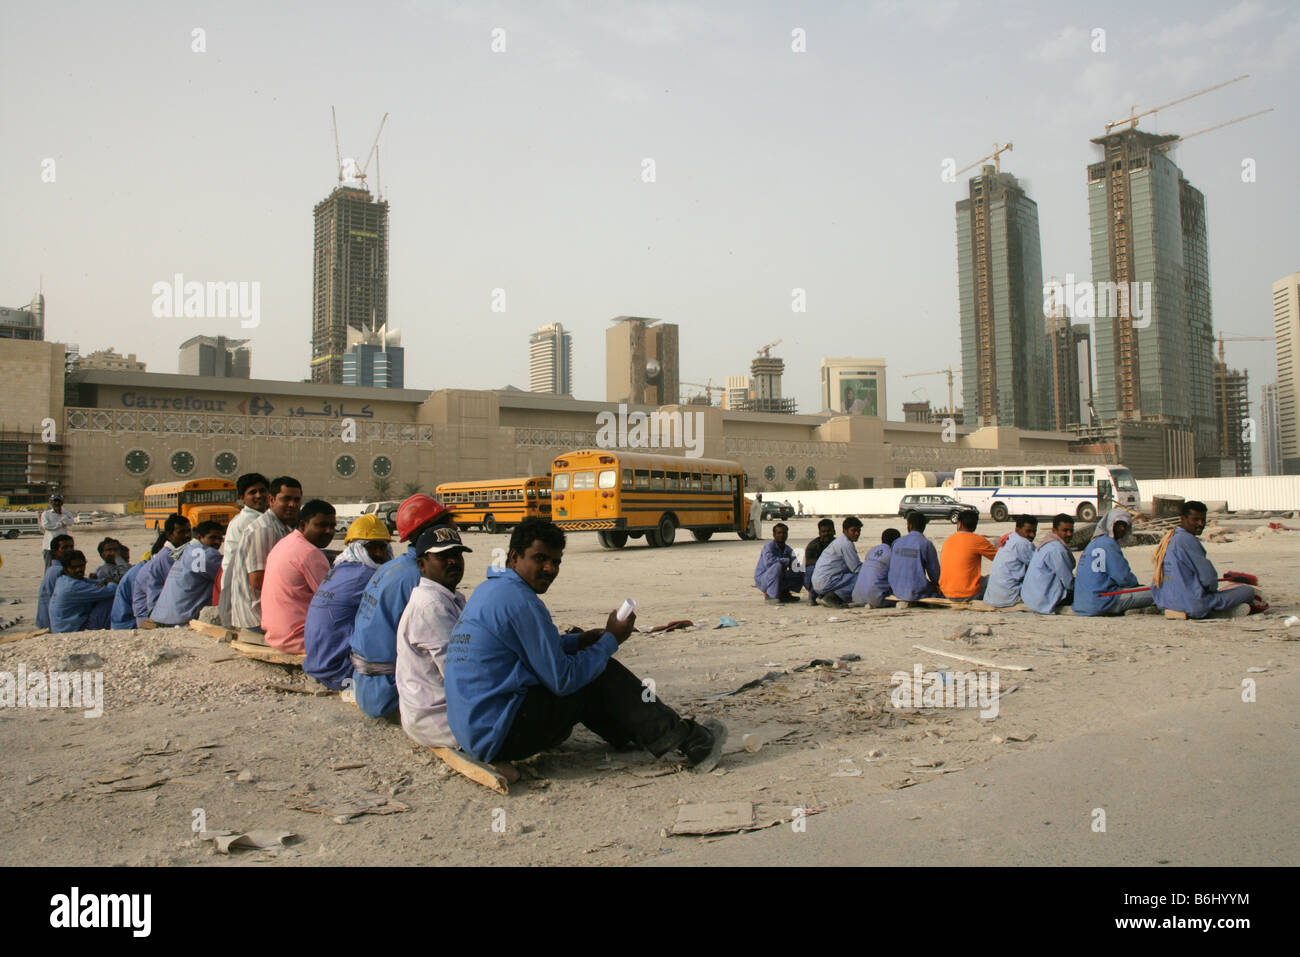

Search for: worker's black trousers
xmin=495 ymin=658 xmax=690 ymax=762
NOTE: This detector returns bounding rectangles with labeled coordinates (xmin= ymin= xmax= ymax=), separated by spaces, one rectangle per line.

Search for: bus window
xmin=574 ymin=472 xmax=596 ymax=490
xmin=1025 ymin=470 xmax=1046 ymax=487
xmin=526 ymin=488 xmax=537 ymax=500
xmin=554 ymin=474 xmax=571 ymax=492
xmin=1003 ymin=471 xmax=1024 ymax=487
xmin=983 ymin=471 xmax=1002 ymax=486
xmin=622 ymin=469 xmax=633 ymax=489
xmin=702 ymin=474 xmax=713 ymax=492
xmin=1048 ymin=470 xmax=1071 ymax=487
xmin=1072 ymin=469 xmax=1095 ymax=486
xmin=598 ymin=470 xmax=617 ymax=489
xmin=635 ymin=470 xmax=650 ymax=490
xmin=691 ymin=473 xmax=701 ymax=491
xmin=666 ymin=471 xmax=680 ymax=491
xmin=650 ymin=470 xmax=665 ymax=490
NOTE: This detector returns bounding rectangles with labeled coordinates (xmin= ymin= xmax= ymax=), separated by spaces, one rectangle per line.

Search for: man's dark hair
xmin=193 ymin=520 xmax=224 ymax=539
xmin=1015 ymin=514 xmax=1038 ymax=530
xmin=63 ymin=549 xmax=86 ymax=568
xmin=817 ymin=518 xmax=834 ymax=530
xmin=1052 ymin=513 xmax=1074 ymax=530
xmin=882 ymin=528 xmax=901 ymax=546
xmin=237 ymin=472 xmax=271 ymax=497
xmin=1181 ymin=500 xmax=1208 ymax=516
xmin=958 ymin=509 xmax=979 ymax=531
xmin=269 ymin=475 xmax=303 ymax=497
xmin=906 ymin=510 xmax=928 ymax=532
xmin=299 ymin=499 xmax=335 ymax=528
xmin=771 ymin=522 xmax=788 ymax=534
xmin=509 ymin=517 xmax=566 ymax=556
xmin=842 ymin=516 xmax=863 ymax=531
xmin=50 ymin=533 xmax=74 ymax=551
xmin=163 ymin=513 xmax=190 ymax=535
xmin=97 ymin=537 xmax=116 ymax=558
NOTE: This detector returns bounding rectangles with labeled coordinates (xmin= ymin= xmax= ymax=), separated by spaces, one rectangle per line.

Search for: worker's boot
xmin=678 ymin=718 xmax=727 ymax=773
xmin=821 ymin=592 xmax=847 ymax=609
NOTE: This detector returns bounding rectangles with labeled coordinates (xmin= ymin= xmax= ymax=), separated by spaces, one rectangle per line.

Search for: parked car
xmin=897 ymin=493 xmax=972 ymax=524
xmin=760 ymin=499 xmax=795 ymax=520
xmin=74 ymin=512 xmax=94 ymax=525
xmin=362 ymin=501 xmax=401 ymax=536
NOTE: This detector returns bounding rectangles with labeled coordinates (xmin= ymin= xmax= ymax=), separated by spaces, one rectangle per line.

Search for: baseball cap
xmin=415 ymin=526 xmax=472 ymax=556
xmin=50 ymin=492 xmax=64 ymax=501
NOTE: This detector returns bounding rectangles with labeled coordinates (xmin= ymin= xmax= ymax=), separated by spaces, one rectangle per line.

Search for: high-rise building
xmin=342 ymin=324 xmax=404 ymax=389
xmin=724 ymin=375 xmax=751 ymax=410
xmin=72 ymin=349 xmax=147 ymax=372
xmin=955 ymin=166 xmax=1052 ymax=429
xmin=1212 ymin=360 xmax=1250 ymax=476
xmin=820 ymin=358 xmax=886 ymax=417
xmin=528 ymin=323 xmax=573 ymax=396
xmin=1074 ymin=323 xmax=1095 ymax=425
xmin=739 ymin=355 xmax=796 ymax=414
xmin=1273 ymin=271 xmax=1300 ymax=474
xmin=179 ymin=335 xmax=251 ymax=378
xmin=311 ymin=180 xmax=389 ymax=385
xmin=1260 ymin=382 xmax=1282 ymax=475
xmin=1044 ymin=292 xmax=1079 ymax=431
xmin=1086 ymin=128 xmax=1217 ymax=476
xmin=0 ymin=293 xmax=45 ymax=340
xmin=605 ymin=317 xmax=679 ymax=405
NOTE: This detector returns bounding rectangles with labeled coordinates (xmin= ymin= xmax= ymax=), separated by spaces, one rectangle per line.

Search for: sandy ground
xmin=1 ymin=515 xmax=1297 ymax=866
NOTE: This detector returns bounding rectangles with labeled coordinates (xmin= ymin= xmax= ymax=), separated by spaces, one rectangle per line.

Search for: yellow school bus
xmin=143 ymin=479 xmax=239 ymax=530
xmin=550 ymin=449 xmax=754 ymax=548
xmin=435 ymin=476 xmax=552 ymax=534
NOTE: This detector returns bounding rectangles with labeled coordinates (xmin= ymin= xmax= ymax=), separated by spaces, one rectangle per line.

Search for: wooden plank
xmin=189 ymin=619 xmax=238 ymax=642
xmin=0 ymin=627 xmax=49 ymax=645
xmin=429 ymin=747 xmax=511 ymax=795
xmin=1164 ymin=609 xmax=1189 ymax=620
xmin=911 ymin=644 xmax=1033 ymax=672
xmin=229 ymin=640 xmax=305 ymax=667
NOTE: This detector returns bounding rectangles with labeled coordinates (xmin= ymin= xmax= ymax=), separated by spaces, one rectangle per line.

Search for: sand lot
xmin=1 ymin=515 xmax=1297 ymax=866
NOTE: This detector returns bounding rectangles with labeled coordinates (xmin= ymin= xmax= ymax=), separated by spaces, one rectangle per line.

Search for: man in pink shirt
xmin=262 ymin=499 xmax=336 ymax=654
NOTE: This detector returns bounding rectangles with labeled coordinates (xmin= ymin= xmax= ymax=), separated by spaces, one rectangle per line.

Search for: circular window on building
xmin=125 ymin=449 xmax=151 ymax=475
xmin=336 ymin=454 xmax=357 ymax=478
xmin=372 ymin=455 xmax=393 ymax=478
xmin=805 ymin=466 xmax=817 ymax=482
xmin=170 ymin=450 xmax=195 ymax=476
xmin=785 ymin=466 xmax=796 ymax=482
xmin=764 ymin=465 xmax=776 ymax=482
xmin=214 ymin=451 xmax=239 ymax=476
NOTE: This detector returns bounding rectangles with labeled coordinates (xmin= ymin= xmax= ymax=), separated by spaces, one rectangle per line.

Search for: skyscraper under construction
xmin=1086 ymin=128 xmax=1218 ymax=475
xmin=311 ymin=175 xmax=389 ymax=385
xmin=955 ymin=166 xmax=1053 ymax=430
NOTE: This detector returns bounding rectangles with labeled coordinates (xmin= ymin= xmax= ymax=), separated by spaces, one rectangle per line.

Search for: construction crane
xmin=1214 ymin=333 xmax=1274 ymax=459
xmin=757 ymin=338 xmax=783 ymax=358
xmin=955 ymin=141 xmax=1013 ymax=178
xmin=1105 ymin=75 xmax=1249 ymax=134
xmin=1216 ymin=332 xmax=1274 ymax=363
xmin=330 ymin=107 xmax=389 ymax=194
xmin=905 ymin=367 xmax=961 ymax=418
xmin=680 ymin=380 xmax=726 ymax=405
xmin=1155 ymin=108 xmax=1274 ymax=153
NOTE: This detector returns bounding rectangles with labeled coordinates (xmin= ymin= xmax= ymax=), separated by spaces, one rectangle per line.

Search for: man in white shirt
xmin=41 ymin=493 xmax=75 ymax=569
xmin=218 ymin=472 xmax=270 ymax=627
xmin=396 ymin=526 xmax=472 ymax=749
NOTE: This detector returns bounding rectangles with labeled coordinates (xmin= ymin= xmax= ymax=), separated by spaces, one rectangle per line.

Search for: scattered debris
xmin=61 ymin=653 xmax=104 ymax=670
xmin=288 ymin=790 xmax=410 ymax=824
xmin=92 ymin=774 xmax=168 ymax=793
xmin=268 ymin=683 xmax=335 ymax=696
xmin=200 ymin=829 xmax=297 ymax=854
xmin=235 ymin=769 xmax=255 ymax=783
xmin=669 ymin=802 xmax=807 ymax=836
xmin=714 ymin=616 xmax=741 ymax=629
xmin=838 ymin=652 xmax=862 ymax=662
xmin=830 ymin=761 xmax=863 ymax=777
xmin=147 ymin=648 xmax=186 ymax=667
xmin=912 ymin=645 xmax=1033 ymax=672
xmin=1246 ymin=666 xmax=1268 ymax=674
xmin=329 ymin=761 xmax=366 ymax=771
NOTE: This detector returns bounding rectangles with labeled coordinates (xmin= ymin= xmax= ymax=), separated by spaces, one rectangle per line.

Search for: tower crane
xmin=905 ymin=367 xmax=961 ymax=417
xmin=1104 ymin=75 xmax=1248 ymax=133
xmin=757 ymin=338 xmax=783 ymax=358
xmin=955 ymin=141 xmax=1013 ymax=178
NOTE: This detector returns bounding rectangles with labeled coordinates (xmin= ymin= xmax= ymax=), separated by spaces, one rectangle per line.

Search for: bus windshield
xmin=1110 ymin=468 xmax=1138 ymax=492
xmin=182 ymin=489 xmax=238 ymax=505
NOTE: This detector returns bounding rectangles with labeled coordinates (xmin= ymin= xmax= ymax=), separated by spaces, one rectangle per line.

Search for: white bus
xmin=952 ymin=464 xmax=1139 ymax=523
xmin=0 ymin=511 xmax=41 ymax=539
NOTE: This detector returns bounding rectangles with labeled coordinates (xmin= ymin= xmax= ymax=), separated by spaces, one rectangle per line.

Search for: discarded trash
xmin=1284 ymin=616 xmax=1299 ymax=627
xmin=838 ymin=653 xmax=862 ymax=662
xmin=61 ymin=653 xmax=103 ymax=670
xmin=200 ymin=829 xmax=297 ymax=854
xmin=742 ymin=734 xmax=763 ymax=753
xmin=235 ymin=769 xmax=255 ymax=783
xmin=714 ymin=616 xmax=741 ymax=629
xmin=648 ymin=620 xmax=693 ymax=633
xmin=289 ymin=790 xmax=410 ymax=824
xmin=704 ymin=670 xmax=785 ymax=701
xmin=668 ymin=802 xmax=805 ymax=836
xmin=148 ymin=648 xmax=186 ymax=667
xmin=723 ymin=723 xmax=795 ymax=755
xmin=830 ymin=761 xmax=863 ymax=778
xmin=1246 ymin=666 xmax=1268 ymax=673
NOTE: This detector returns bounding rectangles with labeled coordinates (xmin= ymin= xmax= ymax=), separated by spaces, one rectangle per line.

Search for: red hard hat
xmin=395 ymin=494 xmax=451 ymax=542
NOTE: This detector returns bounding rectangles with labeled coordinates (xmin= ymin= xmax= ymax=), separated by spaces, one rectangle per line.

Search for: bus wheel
xmin=607 ymin=531 xmax=628 ymax=548
xmin=5 ymin=529 xmax=17 ymax=539
xmin=482 ymin=514 xmax=497 ymax=534
xmin=596 ymin=531 xmax=611 ymax=548
xmin=656 ymin=514 xmax=676 ymax=547
xmin=990 ymin=503 xmax=1009 ymax=523
xmin=1076 ymin=502 xmax=1097 ymax=522
xmin=691 ymin=529 xmax=713 ymax=542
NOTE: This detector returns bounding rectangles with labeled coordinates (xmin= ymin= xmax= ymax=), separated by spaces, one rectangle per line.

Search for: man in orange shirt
xmin=939 ymin=509 xmax=999 ymax=600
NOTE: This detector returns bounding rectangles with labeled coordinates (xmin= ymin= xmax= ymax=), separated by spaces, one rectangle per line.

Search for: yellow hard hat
xmin=346 ymin=514 xmax=392 ymax=543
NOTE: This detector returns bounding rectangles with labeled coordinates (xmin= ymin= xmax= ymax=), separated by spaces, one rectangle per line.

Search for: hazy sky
xmin=3 ymin=0 xmax=1296 ymax=426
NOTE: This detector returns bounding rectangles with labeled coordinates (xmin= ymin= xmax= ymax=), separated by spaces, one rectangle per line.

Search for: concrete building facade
xmin=605 ymin=317 xmax=679 ymax=406
xmin=1260 ymin=382 xmax=1282 ymax=476
xmin=1273 ymin=271 xmax=1300 ymax=473
xmin=179 ymin=335 xmax=251 ymax=378
xmin=0 ymin=293 xmax=44 ymax=340
xmin=820 ymin=358 xmax=886 ymax=417
xmin=528 ymin=323 xmax=573 ymax=396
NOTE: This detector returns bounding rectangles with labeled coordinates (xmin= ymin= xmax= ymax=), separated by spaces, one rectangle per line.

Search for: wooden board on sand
xmin=189 ymin=619 xmax=239 ymax=642
xmin=888 ymin=595 xmax=1014 ymax=611
xmin=0 ymin=627 xmax=49 ymax=645
xmin=429 ymin=747 xmax=512 ymax=795
xmin=229 ymin=640 xmax=305 ymax=667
